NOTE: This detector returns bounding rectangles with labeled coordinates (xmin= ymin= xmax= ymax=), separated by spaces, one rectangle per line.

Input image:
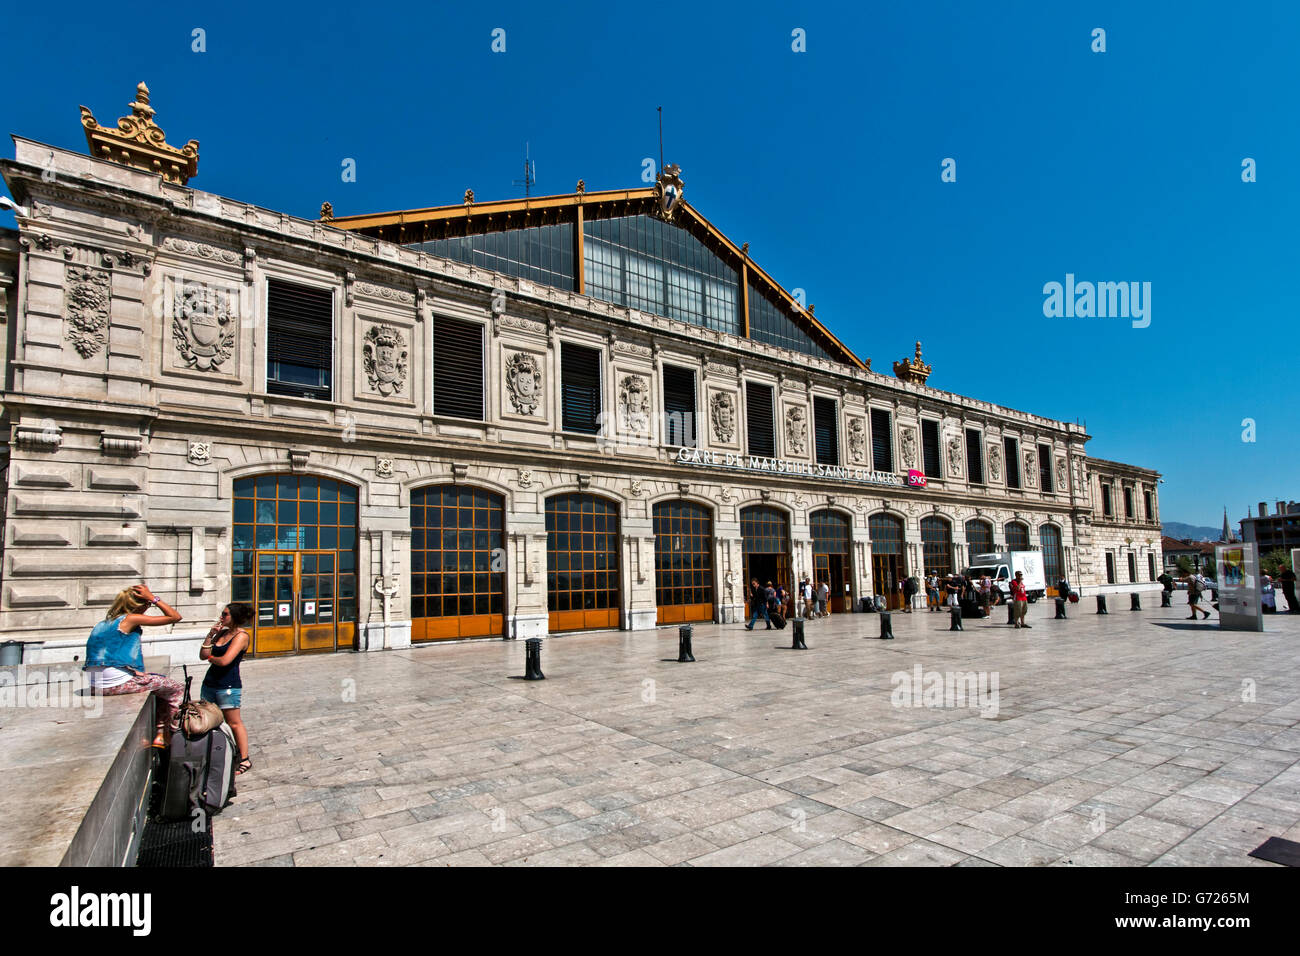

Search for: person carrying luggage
xmin=745 ymin=578 xmax=772 ymax=630
xmin=84 ymin=584 xmax=185 ymax=748
xmin=201 ymin=603 xmax=253 ymax=776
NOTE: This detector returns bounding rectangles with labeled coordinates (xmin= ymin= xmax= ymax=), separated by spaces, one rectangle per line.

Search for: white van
xmin=965 ymin=551 xmax=1047 ymax=602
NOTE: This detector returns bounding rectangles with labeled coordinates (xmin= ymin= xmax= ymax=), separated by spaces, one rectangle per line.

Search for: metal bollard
xmin=791 ymin=618 xmax=808 ymax=650
xmin=1096 ymin=595 xmax=1108 ymax=615
xmin=949 ymin=606 xmax=964 ymax=631
xmin=523 ymin=637 xmax=545 ymax=680
xmin=1160 ymin=590 xmax=1171 ymax=607
xmin=878 ymin=612 xmax=895 ymax=640
xmin=1055 ymin=597 xmax=1067 ymax=620
xmin=678 ymin=624 xmax=696 ymax=662
xmin=1130 ymin=593 xmax=1141 ymax=611
xmin=1006 ymin=602 xmax=1016 ymax=625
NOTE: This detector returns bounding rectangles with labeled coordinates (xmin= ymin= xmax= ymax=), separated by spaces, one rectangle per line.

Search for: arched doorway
xmin=921 ymin=516 xmax=953 ymax=579
xmin=965 ymin=519 xmax=994 ymax=559
xmin=546 ymin=493 xmax=621 ymax=632
xmin=653 ymin=500 xmax=715 ymax=624
xmin=232 ymin=474 xmax=359 ymax=656
xmin=1040 ymin=524 xmax=1064 ymax=594
xmin=869 ymin=513 xmax=906 ymax=610
xmin=1005 ymin=521 xmax=1030 ymax=552
xmin=810 ymin=510 xmax=852 ymax=613
xmin=410 ymin=485 xmax=506 ymax=641
xmin=740 ymin=505 xmax=791 ymax=616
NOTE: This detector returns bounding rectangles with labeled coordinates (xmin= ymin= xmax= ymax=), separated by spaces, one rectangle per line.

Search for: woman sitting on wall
xmin=84 ymin=584 xmax=184 ymax=747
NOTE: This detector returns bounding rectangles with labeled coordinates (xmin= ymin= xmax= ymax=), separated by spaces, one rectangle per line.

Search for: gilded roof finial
xmin=320 ymin=201 xmax=334 ymax=222
xmin=464 ymin=189 xmax=475 ymax=206
xmin=894 ymin=340 xmax=933 ymax=385
xmin=575 ymin=179 xmax=586 ymax=195
xmin=80 ymin=81 xmax=199 ymax=184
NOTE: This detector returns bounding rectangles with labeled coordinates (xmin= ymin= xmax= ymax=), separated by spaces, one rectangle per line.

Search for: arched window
xmin=921 ymin=516 xmax=953 ymax=578
xmin=653 ymin=500 xmax=714 ymax=624
xmin=740 ymin=506 xmax=791 ymax=611
xmin=965 ymin=519 xmax=994 ymax=557
xmin=547 ymin=494 xmax=621 ymax=632
xmin=811 ymin=510 xmax=853 ymax=613
xmin=869 ymin=513 xmax=906 ymax=610
xmin=1004 ymin=521 xmax=1029 ymax=552
xmin=1040 ymin=524 xmax=1064 ymax=585
xmin=410 ymin=485 xmax=505 ymax=641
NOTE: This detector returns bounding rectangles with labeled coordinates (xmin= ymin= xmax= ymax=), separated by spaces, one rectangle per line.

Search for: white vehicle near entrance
xmin=966 ymin=552 xmax=1047 ymax=602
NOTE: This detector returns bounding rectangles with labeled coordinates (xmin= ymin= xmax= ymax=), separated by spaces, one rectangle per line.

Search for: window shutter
xmin=266 ymin=278 xmax=332 ymax=400
xmin=870 ymin=409 xmax=893 ymax=472
xmin=1005 ymin=437 xmax=1020 ymax=488
xmin=965 ymin=429 xmax=984 ymax=484
xmin=1039 ymin=444 xmax=1053 ymax=490
xmin=561 ymin=343 xmax=602 ymax=434
xmin=663 ymin=365 xmax=697 ymax=448
xmin=746 ymin=382 xmax=775 ymax=457
xmin=433 ymin=316 xmax=484 ymax=420
xmin=922 ymin=420 xmax=942 ymax=478
xmin=814 ymin=396 xmax=838 ymax=465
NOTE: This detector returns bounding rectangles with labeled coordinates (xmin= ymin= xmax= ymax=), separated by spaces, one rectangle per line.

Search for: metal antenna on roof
xmin=513 ymin=142 xmax=536 ymax=198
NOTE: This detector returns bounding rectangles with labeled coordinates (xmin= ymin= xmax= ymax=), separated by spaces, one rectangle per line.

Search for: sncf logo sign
xmin=907 ymin=470 xmax=927 ymax=488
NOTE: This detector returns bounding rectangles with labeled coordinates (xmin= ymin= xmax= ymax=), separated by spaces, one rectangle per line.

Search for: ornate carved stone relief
xmin=376 ymin=458 xmax=394 ymax=478
xmin=504 ymin=352 xmax=543 ymax=415
xmin=900 ymin=427 xmax=918 ymax=468
xmin=1023 ymin=449 xmax=1037 ymax=486
xmin=710 ymin=391 xmax=736 ymax=443
xmin=988 ymin=444 xmax=1002 ymax=482
xmin=162 ymin=237 xmax=240 ymax=264
xmin=356 ymin=282 xmax=414 ymax=304
xmin=172 ymin=278 xmax=236 ymax=371
xmin=65 ymin=265 xmax=111 ymax=358
xmin=946 ymin=437 xmax=963 ymax=476
xmin=361 ymin=324 xmax=408 ymax=396
xmin=188 ymin=441 xmax=211 ymax=464
xmin=847 ymin=418 xmax=867 ymax=464
xmin=786 ymin=405 xmax=808 ymax=456
xmin=618 ymin=374 xmax=651 ymax=434
xmin=1055 ymin=458 xmax=1068 ymax=492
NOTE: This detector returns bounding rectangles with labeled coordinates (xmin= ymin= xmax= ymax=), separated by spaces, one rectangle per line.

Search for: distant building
xmin=1161 ymin=536 xmax=1207 ymax=573
xmin=1240 ymin=501 xmax=1300 ymax=558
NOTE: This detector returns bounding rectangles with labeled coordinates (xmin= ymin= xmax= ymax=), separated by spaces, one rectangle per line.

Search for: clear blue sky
xmin=3 ymin=1 xmax=1295 ymax=530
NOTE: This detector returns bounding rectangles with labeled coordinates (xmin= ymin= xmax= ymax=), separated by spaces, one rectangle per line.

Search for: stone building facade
xmin=0 ymin=87 xmax=1162 ymax=663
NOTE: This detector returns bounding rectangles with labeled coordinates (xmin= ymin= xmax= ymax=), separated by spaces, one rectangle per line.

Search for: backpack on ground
xmin=161 ymin=667 xmax=236 ymax=821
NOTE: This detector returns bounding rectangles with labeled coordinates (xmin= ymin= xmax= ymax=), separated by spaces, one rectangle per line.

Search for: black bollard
xmin=949 ymin=606 xmax=964 ymax=631
xmin=523 ymin=638 xmax=545 ymax=680
xmin=1160 ymin=590 xmax=1171 ymax=607
xmin=878 ymin=612 xmax=895 ymax=640
xmin=1096 ymin=595 xmax=1108 ymax=615
xmin=677 ymin=624 xmax=696 ymax=662
xmin=1006 ymin=602 xmax=1016 ymax=625
xmin=791 ymin=618 xmax=808 ymax=650
xmin=1055 ymin=597 xmax=1067 ymax=620
xmin=1130 ymin=593 xmax=1141 ymax=611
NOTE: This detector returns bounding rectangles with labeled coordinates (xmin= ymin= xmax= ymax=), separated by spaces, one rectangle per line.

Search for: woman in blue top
xmin=200 ymin=603 xmax=252 ymax=775
xmin=84 ymin=584 xmax=185 ymax=747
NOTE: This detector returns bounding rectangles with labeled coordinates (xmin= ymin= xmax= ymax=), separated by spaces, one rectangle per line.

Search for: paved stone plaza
xmin=214 ymin=601 xmax=1300 ymax=866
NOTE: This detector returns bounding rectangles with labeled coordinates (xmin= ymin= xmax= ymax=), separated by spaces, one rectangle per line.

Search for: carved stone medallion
xmin=786 ymin=405 xmax=808 ymax=456
xmin=188 ymin=441 xmax=211 ymax=465
xmin=900 ymin=427 xmax=918 ymax=468
xmin=710 ymin=392 xmax=736 ymax=443
xmin=376 ymin=458 xmax=394 ymax=479
xmin=362 ymin=324 xmax=408 ymax=396
xmin=173 ymin=278 xmax=236 ymax=371
xmin=946 ymin=437 xmax=962 ymax=476
xmin=66 ymin=265 xmax=110 ymax=358
xmin=618 ymin=374 xmax=651 ymax=434
xmin=505 ymin=352 xmax=543 ymax=415
xmin=847 ymin=418 xmax=867 ymax=464
xmin=988 ymin=444 xmax=1002 ymax=482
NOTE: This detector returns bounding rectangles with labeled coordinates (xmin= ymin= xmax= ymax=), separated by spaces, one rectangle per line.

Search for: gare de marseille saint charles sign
xmin=672 ymin=446 xmax=913 ymax=489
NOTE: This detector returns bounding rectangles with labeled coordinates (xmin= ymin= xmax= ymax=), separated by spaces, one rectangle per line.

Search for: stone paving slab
xmin=213 ymin=602 xmax=1300 ymax=866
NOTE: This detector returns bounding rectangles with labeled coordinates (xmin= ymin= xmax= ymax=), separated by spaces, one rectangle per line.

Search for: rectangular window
xmin=746 ymin=382 xmax=775 ymax=457
xmin=1127 ymin=553 xmax=1137 ymax=583
xmin=814 ymin=396 xmax=839 ymax=466
xmin=922 ymin=420 xmax=942 ymax=478
xmin=870 ymin=409 xmax=893 ymax=472
xmin=432 ymin=315 xmax=484 ymax=420
xmin=1039 ymin=444 xmax=1053 ymax=490
xmin=1105 ymin=552 xmax=1116 ymax=584
xmin=1005 ymin=437 xmax=1021 ymax=489
xmin=663 ymin=365 xmax=697 ymax=448
xmin=1147 ymin=553 xmax=1156 ymax=581
xmin=965 ymin=429 xmax=984 ymax=484
xmin=561 ymin=342 xmax=602 ymax=434
xmin=1144 ymin=490 xmax=1153 ymax=521
xmin=267 ymin=278 xmax=333 ymax=400
xmin=1102 ymin=485 xmax=1113 ymax=516
xmin=1124 ymin=488 xmax=1135 ymax=519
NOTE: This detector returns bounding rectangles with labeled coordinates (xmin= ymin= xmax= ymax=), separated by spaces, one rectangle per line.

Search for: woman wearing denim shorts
xmin=200 ymin=603 xmax=252 ymax=775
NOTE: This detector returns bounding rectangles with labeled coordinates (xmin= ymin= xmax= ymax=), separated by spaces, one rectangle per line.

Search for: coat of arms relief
xmin=618 ymin=375 xmax=651 ymax=435
xmin=710 ymin=392 xmax=736 ymax=443
xmin=847 ymin=418 xmax=867 ymax=463
xmin=172 ymin=278 xmax=236 ymax=371
xmin=505 ymin=352 xmax=543 ymax=415
xmin=786 ymin=405 xmax=808 ymax=456
xmin=362 ymin=324 xmax=409 ymax=396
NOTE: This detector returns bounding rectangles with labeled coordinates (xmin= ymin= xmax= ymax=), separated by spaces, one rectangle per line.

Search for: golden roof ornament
xmin=653 ymin=163 xmax=684 ymax=220
xmin=464 ymin=189 xmax=475 ymax=206
xmin=893 ymin=340 xmax=932 ymax=385
xmin=319 ymin=201 xmax=334 ymax=221
xmin=575 ymin=179 xmax=586 ymax=195
xmin=79 ymin=82 xmax=199 ymax=184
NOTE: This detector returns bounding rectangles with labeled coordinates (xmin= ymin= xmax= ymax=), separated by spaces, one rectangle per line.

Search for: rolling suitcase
xmin=161 ymin=668 xmax=236 ymax=821
xmin=771 ymin=610 xmax=787 ymax=630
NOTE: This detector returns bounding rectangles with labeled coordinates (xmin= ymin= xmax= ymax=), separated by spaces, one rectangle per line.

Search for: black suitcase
xmin=771 ymin=610 xmax=787 ymax=629
xmin=161 ymin=668 xmax=236 ymax=821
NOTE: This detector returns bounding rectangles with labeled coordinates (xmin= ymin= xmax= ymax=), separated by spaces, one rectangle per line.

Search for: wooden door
xmin=253 ymin=550 xmax=342 ymax=655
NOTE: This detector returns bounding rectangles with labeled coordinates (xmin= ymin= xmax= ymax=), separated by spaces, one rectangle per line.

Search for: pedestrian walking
xmin=201 ymin=602 xmax=253 ymax=775
xmin=745 ymin=578 xmax=771 ymax=630
xmin=1184 ymin=572 xmax=1212 ymax=620
xmin=84 ymin=584 xmax=185 ymax=748
xmin=817 ymin=580 xmax=830 ymax=617
xmin=902 ymin=574 xmax=918 ymax=613
xmin=926 ymin=574 xmax=940 ymax=612
xmin=1279 ymin=566 xmax=1298 ymax=613
xmin=1010 ymin=570 xmax=1031 ymax=628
